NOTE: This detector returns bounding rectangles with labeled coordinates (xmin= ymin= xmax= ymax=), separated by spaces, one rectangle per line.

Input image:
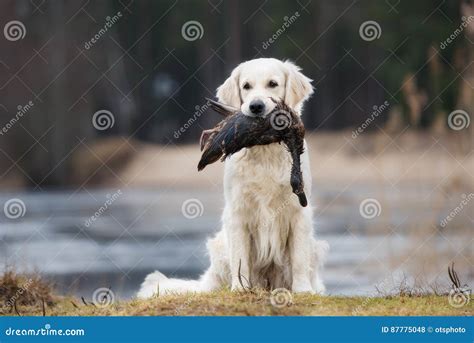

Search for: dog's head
xmin=216 ymin=58 xmax=313 ymax=116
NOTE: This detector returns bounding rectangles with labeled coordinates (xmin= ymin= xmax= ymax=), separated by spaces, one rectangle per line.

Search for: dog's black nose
xmin=249 ymin=100 xmax=265 ymax=115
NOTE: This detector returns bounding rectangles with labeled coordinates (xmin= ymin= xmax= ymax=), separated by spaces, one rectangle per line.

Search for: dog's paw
xmin=292 ymin=287 xmax=315 ymax=294
xmin=231 ymin=283 xmax=246 ymax=292
xmin=292 ymin=280 xmax=314 ymax=294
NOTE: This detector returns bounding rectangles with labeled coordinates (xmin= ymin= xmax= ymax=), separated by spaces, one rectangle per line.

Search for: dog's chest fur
xmin=224 ymin=143 xmax=303 ymax=269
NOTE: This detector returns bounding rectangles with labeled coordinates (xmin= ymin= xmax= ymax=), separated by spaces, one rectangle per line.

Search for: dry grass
xmin=1 ymin=288 xmax=471 ymax=316
xmin=0 ymin=270 xmax=55 ymax=315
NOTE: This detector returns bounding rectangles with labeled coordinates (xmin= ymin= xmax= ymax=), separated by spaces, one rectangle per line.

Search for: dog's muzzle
xmin=249 ymin=99 xmax=265 ymax=116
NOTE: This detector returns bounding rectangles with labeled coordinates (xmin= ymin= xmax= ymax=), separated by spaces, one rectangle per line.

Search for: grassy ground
xmin=1 ymin=271 xmax=472 ymax=316
xmin=1 ymin=290 xmax=472 ymax=316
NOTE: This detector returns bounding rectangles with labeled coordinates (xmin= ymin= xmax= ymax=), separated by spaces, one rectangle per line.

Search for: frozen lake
xmin=0 ymin=184 xmax=472 ymax=299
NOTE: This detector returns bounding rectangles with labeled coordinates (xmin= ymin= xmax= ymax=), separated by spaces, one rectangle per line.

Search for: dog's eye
xmin=242 ymin=82 xmax=251 ymax=90
xmin=268 ymin=80 xmax=278 ymax=88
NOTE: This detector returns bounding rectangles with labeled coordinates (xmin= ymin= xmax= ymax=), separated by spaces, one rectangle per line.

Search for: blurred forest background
xmin=0 ymin=0 xmax=472 ymax=188
xmin=0 ymin=0 xmax=472 ymax=299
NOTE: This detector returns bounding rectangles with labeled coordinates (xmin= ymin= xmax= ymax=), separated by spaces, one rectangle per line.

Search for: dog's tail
xmin=137 ymin=271 xmax=202 ymax=298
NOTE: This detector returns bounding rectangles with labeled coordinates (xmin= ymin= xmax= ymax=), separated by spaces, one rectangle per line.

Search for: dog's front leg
xmin=227 ymin=222 xmax=251 ymax=291
xmin=290 ymin=211 xmax=314 ymax=293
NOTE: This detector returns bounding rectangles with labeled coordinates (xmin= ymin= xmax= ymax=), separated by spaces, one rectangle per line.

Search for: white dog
xmin=138 ymin=58 xmax=328 ymax=297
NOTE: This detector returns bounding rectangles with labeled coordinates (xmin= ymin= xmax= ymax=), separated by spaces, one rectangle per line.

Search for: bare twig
xmin=41 ymin=298 xmax=46 ymax=316
xmin=237 ymin=259 xmax=245 ymax=289
xmin=13 ymin=299 xmax=21 ymax=316
xmin=237 ymin=259 xmax=254 ymax=293
xmin=452 ymin=263 xmax=461 ymax=288
xmin=448 ymin=262 xmax=461 ymax=289
xmin=81 ymin=296 xmax=89 ymax=306
xmin=101 ymin=287 xmax=112 ymax=305
xmin=448 ymin=262 xmax=471 ymax=296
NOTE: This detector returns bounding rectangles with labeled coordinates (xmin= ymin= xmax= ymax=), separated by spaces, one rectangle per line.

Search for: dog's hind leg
xmin=201 ymin=231 xmax=230 ymax=291
xmin=136 ymin=232 xmax=229 ymax=298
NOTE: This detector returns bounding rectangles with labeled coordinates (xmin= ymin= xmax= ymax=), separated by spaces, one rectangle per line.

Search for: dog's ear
xmin=284 ymin=61 xmax=313 ymax=113
xmin=216 ymin=66 xmax=241 ymax=108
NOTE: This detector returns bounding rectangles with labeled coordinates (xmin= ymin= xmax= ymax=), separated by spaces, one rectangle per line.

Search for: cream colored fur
xmin=138 ymin=58 xmax=328 ymax=298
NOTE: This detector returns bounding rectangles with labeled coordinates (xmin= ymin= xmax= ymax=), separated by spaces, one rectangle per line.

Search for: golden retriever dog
xmin=138 ymin=58 xmax=328 ymax=297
